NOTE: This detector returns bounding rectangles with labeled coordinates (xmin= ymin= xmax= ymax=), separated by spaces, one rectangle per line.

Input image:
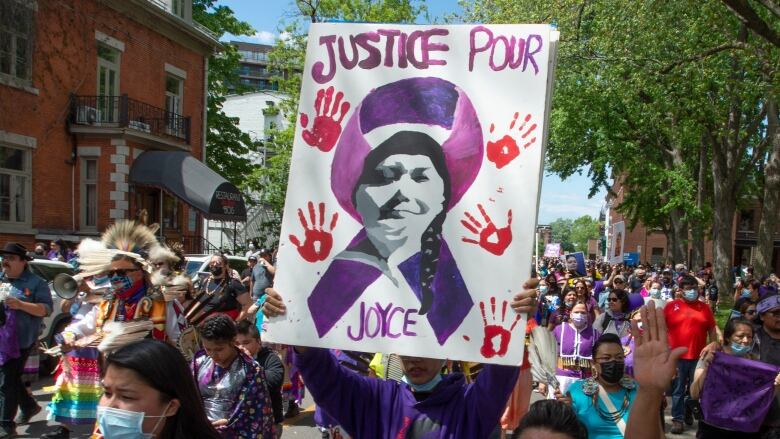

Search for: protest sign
xmin=609 ymin=221 xmax=625 ymax=264
xmin=265 ymin=23 xmax=559 ymax=365
xmin=561 ymin=252 xmax=586 ymax=276
xmin=544 ymin=243 xmax=561 ymax=257
xmin=701 ymin=352 xmax=780 ymax=432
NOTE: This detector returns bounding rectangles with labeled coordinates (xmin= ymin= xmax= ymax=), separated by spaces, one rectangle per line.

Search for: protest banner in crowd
xmin=609 ymin=221 xmax=625 ymax=264
xmin=266 ymin=23 xmax=559 ymax=365
xmin=544 ymin=243 xmax=561 ymax=257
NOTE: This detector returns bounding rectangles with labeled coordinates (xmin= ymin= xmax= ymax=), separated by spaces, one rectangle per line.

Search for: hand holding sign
xmin=461 ymin=204 xmax=513 ymax=255
xmin=289 ymin=201 xmax=339 ymax=262
xmin=300 ymin=86 xmax=350 ymax=152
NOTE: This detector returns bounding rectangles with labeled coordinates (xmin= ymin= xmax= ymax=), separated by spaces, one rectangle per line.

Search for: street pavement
xmin=18 ymin=377 xmax=696 ymax=438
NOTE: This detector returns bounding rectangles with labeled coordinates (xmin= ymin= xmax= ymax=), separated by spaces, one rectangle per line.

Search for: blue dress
xmin=569 ymin=379 xmax=637 ymax=439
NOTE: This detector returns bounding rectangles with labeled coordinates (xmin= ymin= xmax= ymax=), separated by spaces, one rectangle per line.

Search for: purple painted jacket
xmin=296 ymin=348 xmax=518 ymax=439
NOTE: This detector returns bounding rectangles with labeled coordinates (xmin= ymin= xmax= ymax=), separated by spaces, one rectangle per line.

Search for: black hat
xmin=0 ymin=243 xmax=33 ymax=261
xmin=248 ymin=255 xmax=258 ymax=261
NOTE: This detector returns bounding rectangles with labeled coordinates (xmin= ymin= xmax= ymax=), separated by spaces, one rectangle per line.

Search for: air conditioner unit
xmin=76 ymin=106 xmax=102 ymax=125
xmin=128 ymin=120 xmax=151 ymax=133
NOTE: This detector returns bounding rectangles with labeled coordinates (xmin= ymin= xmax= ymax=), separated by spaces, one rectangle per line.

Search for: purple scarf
xmin=307 ymin=230 xmax=473 ymax=345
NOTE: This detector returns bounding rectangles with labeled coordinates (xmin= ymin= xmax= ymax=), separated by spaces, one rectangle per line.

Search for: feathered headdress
xmin=148 ymin=245 xmax=179 ymax=264
xmin=100 ymin=220 xmax=161 ymax=269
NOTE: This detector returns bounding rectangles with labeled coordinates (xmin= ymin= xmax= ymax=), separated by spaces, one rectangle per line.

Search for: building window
xmin=165 ymin=74 xmax=184 ymax=134
xmin=97 ymin=44 xmax=121 ymax=123
xmin=80 ymin=158 xmax=98 ymax=229
xmin=0 ymin=0 xmax=35 ymax=82
xmin=171 ymin=0 xmax=185 ymax=18
xmin=739 ymin=210 xmax=754 ymax=232
xmin=0 ymin=144 xmax=30 ymax=224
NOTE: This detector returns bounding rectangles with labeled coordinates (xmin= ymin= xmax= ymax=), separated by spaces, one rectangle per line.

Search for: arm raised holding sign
xmin=262 ymin=280 xmax=538 ymax=439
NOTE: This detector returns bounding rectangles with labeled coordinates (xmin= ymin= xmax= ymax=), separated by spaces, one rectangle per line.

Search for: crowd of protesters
xmin=2 ymin=230 xmax=780 ymax=439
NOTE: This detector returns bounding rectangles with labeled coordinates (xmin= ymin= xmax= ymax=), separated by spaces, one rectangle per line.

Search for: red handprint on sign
xmin=461 ymin=204 xmax=513 ymax=256
xmin=479 ymin=297 xmax=521 ymax=358
xmin=486 ymin=112 xmax=538 ymax=169
xmin=289 ymin=201 xmax=339 ymax=262
xmin=299 ymin=86 xmax=351 ymax=152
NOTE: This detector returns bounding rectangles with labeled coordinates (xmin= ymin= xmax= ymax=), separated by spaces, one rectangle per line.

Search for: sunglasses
xmin=106 ymin=268 xmax=141 ymax=277
xmin=607 ymin=297 xmax=620 ymax=302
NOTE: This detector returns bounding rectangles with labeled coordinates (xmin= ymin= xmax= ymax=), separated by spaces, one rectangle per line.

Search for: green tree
xmin=570 ymin=215 xmax=601 ymax=253
xmin=549 ymin=218 xmax=575 ymax=252
xmin=247 ymin=0 xmax=426 ymax=238
xmin=193 ymin=0 xmax=257 ymax=188
xmin=462 ymin=0 xmax=778 ymax=297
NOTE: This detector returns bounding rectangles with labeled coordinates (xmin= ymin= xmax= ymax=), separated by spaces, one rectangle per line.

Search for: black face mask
xmin=210 ymin=265 xmax=224 ymax=276
xmin=599 ymin=361 xmax=625 ymax=384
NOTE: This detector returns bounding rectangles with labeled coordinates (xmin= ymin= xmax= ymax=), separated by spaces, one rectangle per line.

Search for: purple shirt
xmin=296 ymin=348 xmax=518 ymax=438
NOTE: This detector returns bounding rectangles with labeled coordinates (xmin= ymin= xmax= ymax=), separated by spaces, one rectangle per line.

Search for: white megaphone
xmin=53 ymin=273 xmax=80 ymax=300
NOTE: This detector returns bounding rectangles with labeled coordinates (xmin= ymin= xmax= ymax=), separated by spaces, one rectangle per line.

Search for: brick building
xmin=0 ymin=0 xmax=245 ymax=252
xmin=607 ymin=180 xmax=780 ymax=273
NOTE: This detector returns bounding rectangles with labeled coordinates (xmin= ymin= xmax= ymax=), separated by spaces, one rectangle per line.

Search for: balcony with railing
xmin=69 ymin=94 xmax=191 ymax=147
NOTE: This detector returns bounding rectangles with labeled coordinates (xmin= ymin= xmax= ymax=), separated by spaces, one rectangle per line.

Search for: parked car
xmin=26 ymin=259 xmax=74 ymax=375
xmin=184 ymin=254 xmax=248 ymax=282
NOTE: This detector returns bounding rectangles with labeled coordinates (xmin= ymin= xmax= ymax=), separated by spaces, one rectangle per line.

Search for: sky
xmin=218 ymin=0 xmax=608 ymax=224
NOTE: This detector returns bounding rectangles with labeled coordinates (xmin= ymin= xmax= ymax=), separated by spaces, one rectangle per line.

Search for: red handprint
xmin=461 ymin=204 xmax=513 ymax=256
xmin=479 ymin=297 xmax=521 ymax=358
xmin=486 ymin=112 xmax=538 ymax=169
xmin=300 ymin=86 xmax=350 ymax=152
xmin=289 ymin=201 xmax=339 ymax=262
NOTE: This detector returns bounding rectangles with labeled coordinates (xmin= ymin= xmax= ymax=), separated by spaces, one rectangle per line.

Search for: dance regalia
xmin=193 ymin=350 xmax=275 ymax=438
xmin=47 ymin=302 xmax=101 ymax=425
xmin=552 ymin=322 xmax=598 ymax=396
xmin=95 ymin=281 xmax=168 ymax=340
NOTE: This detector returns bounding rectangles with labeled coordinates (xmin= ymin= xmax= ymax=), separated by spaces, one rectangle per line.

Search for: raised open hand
xmin=631 ymin=301 xmax=688 ymax=392
xmin=289 ymin=201 xmax=338 ymax=262
xmin=479 ymin=297 xmax=521 ymax=358
xmin=461 ymin=203 xmax=513 ymax=255
xmin=300 ymin=86 xmax=350 ymax=152
xmin=486 ymin=112 xmax=538 ymax=169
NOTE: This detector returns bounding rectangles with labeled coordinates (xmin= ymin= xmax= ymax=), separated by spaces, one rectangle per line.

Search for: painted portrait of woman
xmin=306 ymin=77 xmax=484 ymax=346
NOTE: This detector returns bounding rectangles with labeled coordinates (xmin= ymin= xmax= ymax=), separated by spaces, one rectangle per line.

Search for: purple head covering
xmin=331 ymin=77 xmax=483 ymax=221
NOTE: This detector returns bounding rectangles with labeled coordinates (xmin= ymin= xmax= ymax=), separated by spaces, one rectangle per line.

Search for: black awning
xmin=129 ymin=151 xmax=247 ymax=221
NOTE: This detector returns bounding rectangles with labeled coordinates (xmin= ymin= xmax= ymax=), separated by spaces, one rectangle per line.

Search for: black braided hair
xmin=353 ymin=131 xmax=451 ymax=315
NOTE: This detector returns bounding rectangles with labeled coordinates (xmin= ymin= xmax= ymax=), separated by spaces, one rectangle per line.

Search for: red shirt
xmin=664 ymin=299 xmax=716 ymax=359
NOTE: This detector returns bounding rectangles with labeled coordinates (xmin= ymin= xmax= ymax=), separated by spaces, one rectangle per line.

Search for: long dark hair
xmin=353 ymin=131 xmax=451 ymax=315
xmin=513 ymin=400 xmax=587 ymax=439
xmin=103 ymin=340 xmax=221 ymax=439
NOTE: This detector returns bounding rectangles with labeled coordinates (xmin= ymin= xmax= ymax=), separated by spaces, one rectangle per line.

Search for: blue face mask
xmin=109 ymin=275 xmax=133 ymax=294
xmin=539 ymin=286 xmax=549 ymax=294
xmin=402 ymin=373 xmax=443 ymax=393
xmin=97 ymin=403 xmax=168 ymax=438
xmin=741 ymin=289 xmax=752 ymax=298
xmin=729 ymin=341 xmax=752 ymax=357
xmin=683 ymin=289 xmax=698 ymax=301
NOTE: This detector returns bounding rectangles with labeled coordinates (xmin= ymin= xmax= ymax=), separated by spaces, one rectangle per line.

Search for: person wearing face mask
xmin=94 ymin=339 xmax=221 ymax=439
xmin=261 ymin=280 xmax=539 ymax=439
xmin=644 ymin=281 xmax=667 ymax=309
xmin=186 ymin=254 xmax=251 ymax=323
xmin=754 ymin=294 xmax=780 ymax=436
xmin=545 ymin=303 xmax=599 ymax=399
xmin=690 ymin=318 xmax=780 ymax=438
xmin=555 ymin=333 xmax=637 ymax=439
xmin=663 ymin=275 xmax=718 ymax=434
xmin=734 ymin=279 xmax=762 ymax=313
xmin=535 ymin=279 xmax=560 ymax=327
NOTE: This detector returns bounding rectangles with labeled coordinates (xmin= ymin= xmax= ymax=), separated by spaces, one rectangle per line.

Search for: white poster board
xmin=265 ymin=23 xmax=559 ymax=365
xmin=610 ymin=221 xmax=625 ymax=264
